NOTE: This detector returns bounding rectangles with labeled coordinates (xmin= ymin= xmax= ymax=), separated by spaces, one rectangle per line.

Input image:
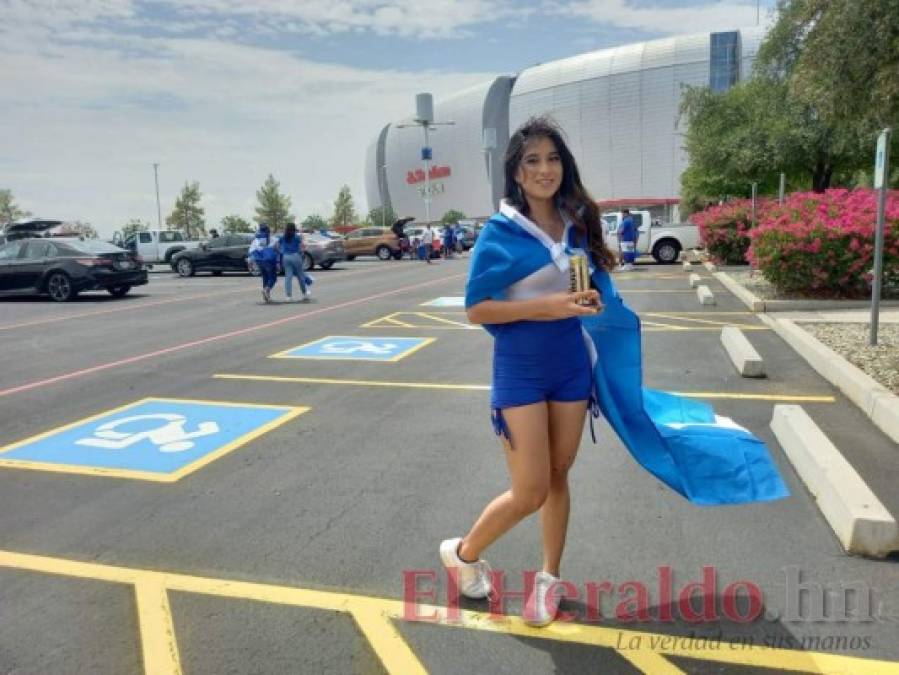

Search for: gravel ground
xmin=797 ymin=322 xmax=899 ymax=394
xmin=727 ymin=269 xmax=899 ymax=300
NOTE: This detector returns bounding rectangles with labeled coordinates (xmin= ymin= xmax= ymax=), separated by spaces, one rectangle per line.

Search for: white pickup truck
xmin=120 ymin=230 xmax=201 ymax=266
xmin=601 ymin=211 xmax=700 ymax=264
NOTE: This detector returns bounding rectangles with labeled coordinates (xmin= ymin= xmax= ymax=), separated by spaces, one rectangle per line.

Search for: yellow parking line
xmin=135 ymin=579 xmax=182 ymax=675
xmin=414 ymin=312 xmax=477 ymax=329
xmin=351 ymin=608 xmax=428 ymax=675
xmin=212 ymin=375 xmax=834 ymax=403
xmin=360 ymin=313 xmax=417 ymax=328
xmin=671 ymin=391 xmax=835 ymax=402
xmin=214 ymin=374 xmax=491 ymax=390
xmin=2 ymin=550 xmax=897 ymax=674
xmin=645 ymin=313 xmax=761 ymax=329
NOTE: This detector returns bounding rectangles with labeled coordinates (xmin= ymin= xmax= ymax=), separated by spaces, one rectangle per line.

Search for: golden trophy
xmin=569 ymin=254 xmax=592 ymax=305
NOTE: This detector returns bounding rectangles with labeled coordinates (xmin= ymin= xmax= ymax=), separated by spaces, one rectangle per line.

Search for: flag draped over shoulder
xmin=465 ymin=210 xmax=790 ymax=506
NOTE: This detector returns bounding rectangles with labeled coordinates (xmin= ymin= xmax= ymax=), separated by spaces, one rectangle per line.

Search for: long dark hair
xmin=503 ymin=116 xmax=615 ymax=270
xmin=284 ymin=222 xmax=297 ymax=242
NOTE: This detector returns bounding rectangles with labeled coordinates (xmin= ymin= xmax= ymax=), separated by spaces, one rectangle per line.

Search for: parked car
xmin=403 ymin=226 xmax=443 ymax=259
xmin=170 ymin=233 xmax=255 ymax=276
xmin=302 ymin=232 xmax=347 ymax=270
xmin=454 ymin=225 xmax=478 ymax=251
xmin=601 ymin=211 xmax=700 ymax=264
xmin=343 ymin=227 xmax=402 ymax=261
xmin=122 ymin=229 xmax=201 ymax=266
xmin=0 ymin=237 xmax=147 ymax=301
xmin=1 ymin=219 xmax=64 ymax=245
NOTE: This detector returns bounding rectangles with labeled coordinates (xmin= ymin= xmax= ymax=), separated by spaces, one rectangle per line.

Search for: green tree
xmin=301 ymin=213 xmax=328 ymax=231
xmin=254 ymin=174 xmax=293 ymax=231
xmin=166 ymin=181 xmax=206 ymax=239
xmin=121 ymin=218 xmax=150 ymax=238
xmin=757 ymin=0 xmax=899 ymax=133
xmin=441 ymin=209 xmax=467 ymax=226
xmin=0 ymin=189 xmax=30 ymax=227
xmin=330 ymin=185 xmax=357 ymax=228
xmin=221 ymin=214 xmax=253 ymax=233
xmin=366 ymin=205 xmax=396 ymax=228
xmin=60 ymin=221 xmax=99 ymax=239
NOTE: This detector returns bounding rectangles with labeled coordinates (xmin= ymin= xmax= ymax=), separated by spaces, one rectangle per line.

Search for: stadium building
xmin=365 ymin=27 xmax=764 ymax=225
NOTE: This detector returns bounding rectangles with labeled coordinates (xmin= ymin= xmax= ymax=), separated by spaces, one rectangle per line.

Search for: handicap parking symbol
xmin=0 ymin=398 xmax=307 ymax=482
xmin=272 ymin=336 xmax=435 ymax=361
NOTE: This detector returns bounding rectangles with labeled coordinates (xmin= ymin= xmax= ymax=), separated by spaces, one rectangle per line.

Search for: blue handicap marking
xmin=0 ymin=398 xmax=305 ymax=481
xmin=273 ymin=336 xmax=434 ymax=361
xmin=421 ymin=296 xmax=465 ymax=308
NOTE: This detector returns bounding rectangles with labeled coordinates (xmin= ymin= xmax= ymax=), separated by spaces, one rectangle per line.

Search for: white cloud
xmin=552 ymin=0 xmax=767 ymax=35
xmin=1 ymin=28 xmax=494 ymax=234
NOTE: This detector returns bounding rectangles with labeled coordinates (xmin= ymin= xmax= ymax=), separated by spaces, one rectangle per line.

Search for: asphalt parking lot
xmin=1 ymin=258 xmax=898 ymax=674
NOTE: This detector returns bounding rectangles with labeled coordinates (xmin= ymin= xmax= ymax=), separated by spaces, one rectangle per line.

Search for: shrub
xmin=691 ymin=199 xmax=770 ymax=264
xmin=749 ymin=189 xmax=899 ymax=298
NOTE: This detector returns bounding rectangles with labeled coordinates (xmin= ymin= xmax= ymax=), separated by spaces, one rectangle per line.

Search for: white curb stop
xmin=682 ymin=261 xmax=693 ymax=272
xmin=689 ymin=273 xmax=702 ymax=289
xmin=770 ymin=405 xmax=899 ymax=557
xmin=697 ymin=285 xmax=715 ymax=305
xmin=720 ymin=326 xmax=765 ymax=377
xmin=703 ymin=261 xmax=718 ymax=272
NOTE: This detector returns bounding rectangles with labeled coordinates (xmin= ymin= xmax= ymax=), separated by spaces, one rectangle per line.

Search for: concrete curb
xmin=703 ymin=261 xmax=718 ymax=272
xmin=714 ymin=271 xmax=899 ymax=313
xmin=720 ymin=326 xmax=765 ymax=377
xmin=696 ymin=285 xmax=715 ymax=305
xmin=770 ymin=405 xmax=899 ymax=557
xmin=688 ymin=273 xmax=701 ymax=288
xmin=760 ymin=314 xmax=899 ymax=443
xmin=714 ymin=271 xmax=766 ymax=311
xmin=682 ymin=261 xmax=693 ymax=272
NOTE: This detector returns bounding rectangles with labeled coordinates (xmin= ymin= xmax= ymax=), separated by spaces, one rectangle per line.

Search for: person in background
xmin=617 ymin=208 xmax=636 ymax=271
xmin=442 ymin=224 xmax=455 ymax=259
xmin=208 ymin=228 xmax=219 ymax=239
xmin=420 ymin=224 xmax=434 ymax=264
xmin=277 ymin=222 xmax=308 ymax=302
xmin=249 ymin=223 xmax=278 ymax=302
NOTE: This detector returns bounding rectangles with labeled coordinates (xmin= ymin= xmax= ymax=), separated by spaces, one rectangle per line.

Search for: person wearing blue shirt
xmin=249 ymin=223 xmax=279 ymax=302
xmin=618 ymin=209 xmax=637 ymax=271
xmin=277 ymin=222 xmax=308 ymax=302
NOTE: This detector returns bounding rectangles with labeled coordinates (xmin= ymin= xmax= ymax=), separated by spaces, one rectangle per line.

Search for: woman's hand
xmin=541 ymin=290 xmax=602 ymax=318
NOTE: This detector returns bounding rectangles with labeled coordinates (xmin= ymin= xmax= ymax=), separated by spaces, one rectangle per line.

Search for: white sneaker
xmin=439 ymin=537 xmax=493 ymax=599
xmin=523 ymin=571 xmax=563 ymax=627
xmin=262 ymin=288 xmax=270 ymax=302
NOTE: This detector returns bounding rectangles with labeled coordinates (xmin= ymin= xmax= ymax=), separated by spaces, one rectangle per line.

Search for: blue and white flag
xmin=466 ymin=205 xmax=789 ymax=506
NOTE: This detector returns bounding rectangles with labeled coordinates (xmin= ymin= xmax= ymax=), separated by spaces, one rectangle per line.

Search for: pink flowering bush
xmin=691 ymin=199 xmax=771 ymax=264
xmin=749 ymin=189 xmax=899 ymax=298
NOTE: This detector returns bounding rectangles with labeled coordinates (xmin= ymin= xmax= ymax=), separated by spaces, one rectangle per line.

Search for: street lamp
xmin=397 ymin=93 xmax=454 ymax=224
xmin=152 ymin=163 xmax=162 ymax=229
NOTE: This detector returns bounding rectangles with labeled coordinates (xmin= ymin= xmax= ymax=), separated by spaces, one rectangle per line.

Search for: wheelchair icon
xmin=75 ymin=414 xmax=220 ymax=453
xmin=320 ymin=340 xmax=398 ymax=355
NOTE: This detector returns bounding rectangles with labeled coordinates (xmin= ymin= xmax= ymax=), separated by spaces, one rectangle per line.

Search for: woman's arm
xmin=467 ymin=290 xmax=600 ymax=325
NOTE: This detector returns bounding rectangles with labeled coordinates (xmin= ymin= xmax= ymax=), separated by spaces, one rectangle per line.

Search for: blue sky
xmin=1 ymin=0 xmax=778 ymax=235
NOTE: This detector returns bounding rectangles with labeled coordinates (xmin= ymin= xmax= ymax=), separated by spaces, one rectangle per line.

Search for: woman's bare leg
xmin=457 ymin=402 xmax=551 ymax=562
xmin=540 ymin=400 xmax=588 ymax=576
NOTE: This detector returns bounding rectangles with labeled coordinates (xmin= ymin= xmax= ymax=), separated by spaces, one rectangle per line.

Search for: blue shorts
xmin=491 ymin=318 xmax=592 ymax=410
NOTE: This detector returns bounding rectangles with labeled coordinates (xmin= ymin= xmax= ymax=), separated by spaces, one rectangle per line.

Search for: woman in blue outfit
xmin=277 ymin=222 xmax=308 ymax=302
xmin=249 ymin=223 xmax=279 ymax=302
xmin=440 ymin=117 xmax=617 ymax=627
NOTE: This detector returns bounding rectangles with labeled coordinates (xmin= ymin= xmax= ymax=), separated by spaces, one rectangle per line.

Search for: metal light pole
xmin=152 ymin=163 xmax=162 ymax=229
xmin=870 ymin=128 xmax=892 ymax=345
xmin=778 ymin=173 xmax=786 ymax=205
xmin=397 ymin=93 xmax=454 ymax=224
xmin=751 ymin=182 xmax=758 ymax=223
